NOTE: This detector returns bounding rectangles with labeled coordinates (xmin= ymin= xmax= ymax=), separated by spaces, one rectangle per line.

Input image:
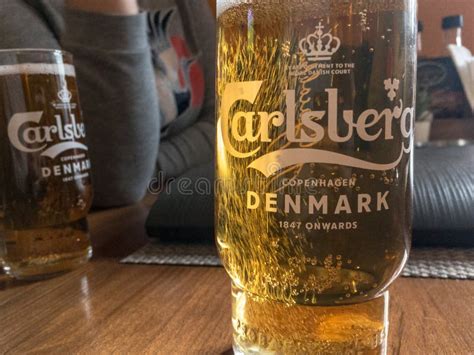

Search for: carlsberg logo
xmin=8 ymin=111 xmax=88 ymax=159
xmin=219 ymin=80 xmax=413 ymax=177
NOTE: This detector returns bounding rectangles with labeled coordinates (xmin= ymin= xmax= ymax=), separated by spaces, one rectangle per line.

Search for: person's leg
xmin=146 ymin=162 xmax=215 ymax=241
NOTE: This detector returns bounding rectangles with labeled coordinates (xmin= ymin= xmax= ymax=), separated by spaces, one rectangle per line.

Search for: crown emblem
xmin=58 ymin=86 xmax=72 ymax=103
xmin=299 ymin=21 xmax=341 ymax=62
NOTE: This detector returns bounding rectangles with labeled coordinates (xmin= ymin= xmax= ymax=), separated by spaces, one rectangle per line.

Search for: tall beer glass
xmin=216 ymin=0 xmax=416 ymax=353
xmin=0 ymin=49 xmax=93 ymax=280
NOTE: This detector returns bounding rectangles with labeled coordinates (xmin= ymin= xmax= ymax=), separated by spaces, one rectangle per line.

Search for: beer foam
xmin=217 ymin=0 xmax=406 ymax=18
xmin=0 ymin=63 xmax=76 ymax=77
xmin=217 ymin=0 xmax=239 ymax=17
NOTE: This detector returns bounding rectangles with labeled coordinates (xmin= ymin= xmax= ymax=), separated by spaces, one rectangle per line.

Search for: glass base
xmin=2 ymin=246 xmax=92 ymax=280
xmin=1 ymin=217 xmax=92 ymax=280
xmin=232 ymin=284 xmax=389 ymax=355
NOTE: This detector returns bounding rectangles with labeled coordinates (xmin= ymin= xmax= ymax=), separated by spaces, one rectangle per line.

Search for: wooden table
xmin=1 ymin=197 xmax=473 ymax=354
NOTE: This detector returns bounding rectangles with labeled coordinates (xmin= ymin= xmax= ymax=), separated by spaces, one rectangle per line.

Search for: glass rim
xmin=0 ymin=48 xmax=72 ymax=58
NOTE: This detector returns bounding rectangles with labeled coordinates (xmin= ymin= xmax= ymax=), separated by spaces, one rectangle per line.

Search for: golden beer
xmin=0 ymin=50 xmax=93 ymax=279
xmin=216 ymin=0 xmax=416 ymax=353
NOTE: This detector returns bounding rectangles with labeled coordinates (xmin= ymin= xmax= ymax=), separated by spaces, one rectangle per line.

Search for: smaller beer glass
xmin=0 ymin=49 xmax=93 ymax=280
